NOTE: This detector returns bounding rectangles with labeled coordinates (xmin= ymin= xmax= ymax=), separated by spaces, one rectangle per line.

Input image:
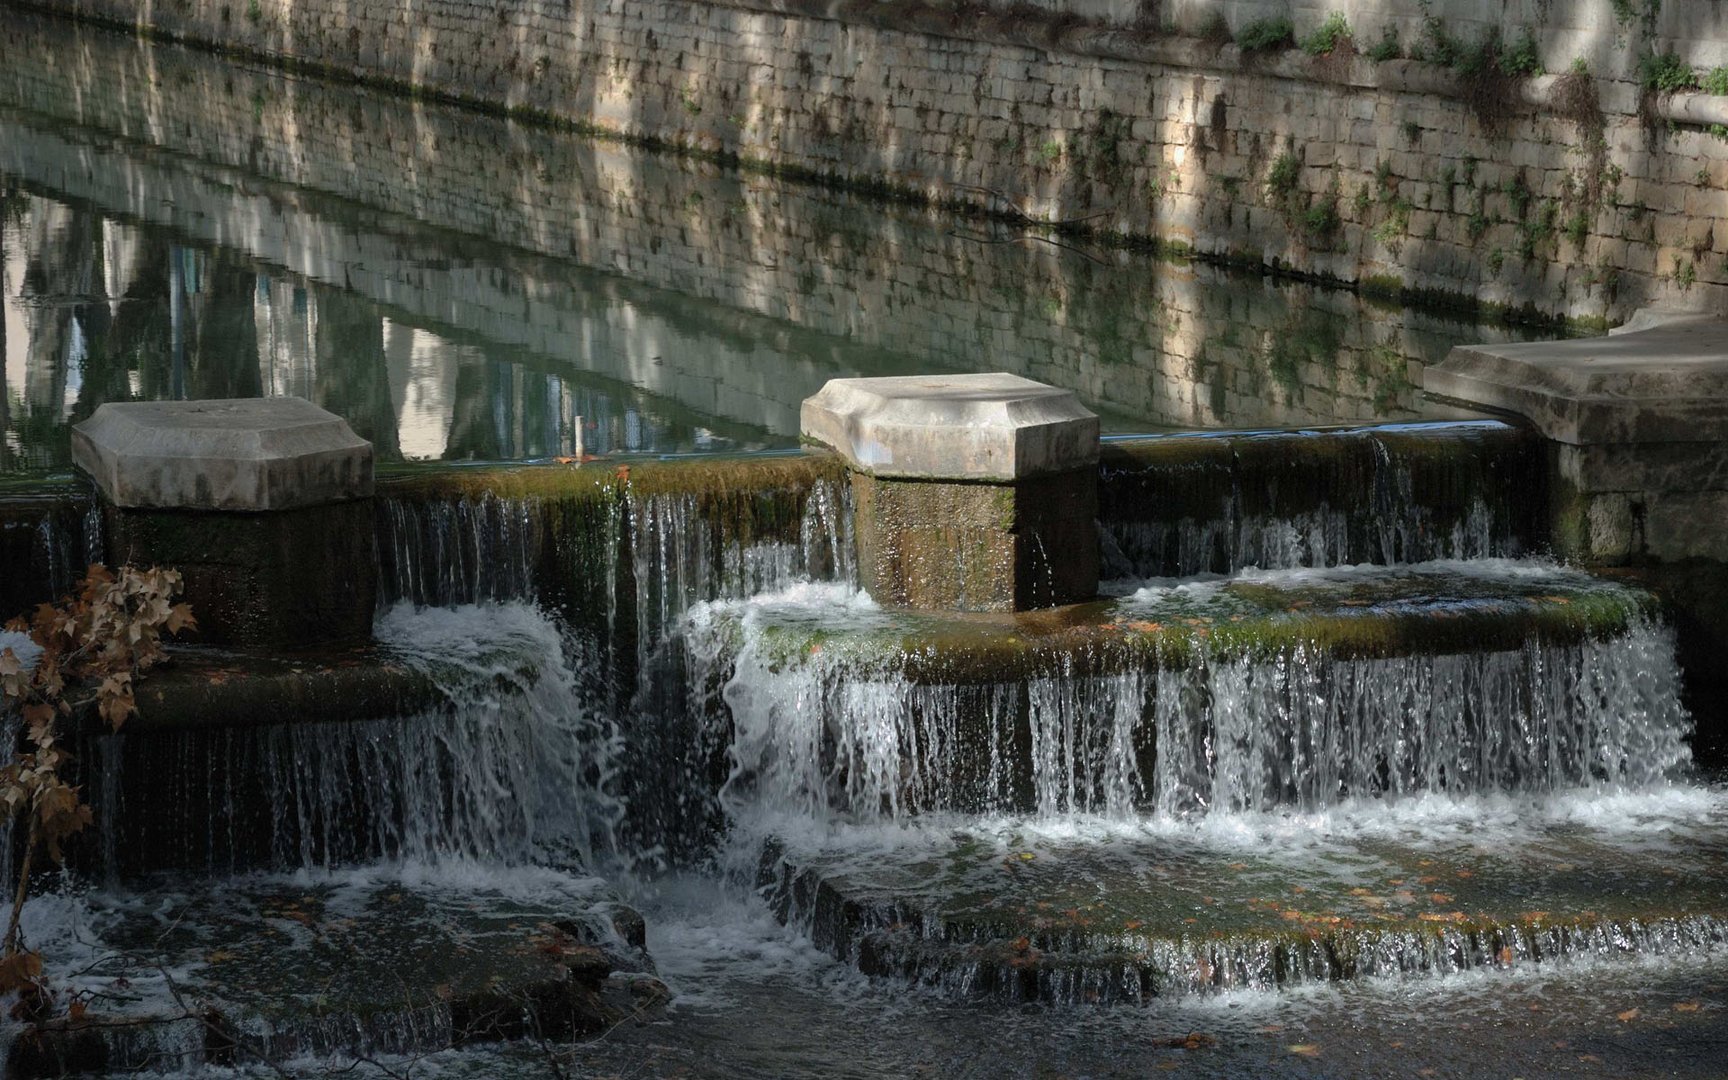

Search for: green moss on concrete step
xmin=727 ymin=564 xmax=1658 ymax=684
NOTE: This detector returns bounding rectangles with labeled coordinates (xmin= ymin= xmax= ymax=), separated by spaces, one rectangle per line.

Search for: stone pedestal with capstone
xmin=801 ymin=373 xmax=1100 ymax=612
xmin=72 ymin=397 xmax=376 ymax=649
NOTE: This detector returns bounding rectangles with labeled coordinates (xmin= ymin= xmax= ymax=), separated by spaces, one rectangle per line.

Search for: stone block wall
xmin=12 ymin=0 xmax=1728 ymax=326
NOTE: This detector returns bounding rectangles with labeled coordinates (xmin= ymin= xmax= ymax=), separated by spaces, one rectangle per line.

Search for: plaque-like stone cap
xmin=72 ymin=397 xmax=373 ymax=511
xmin=800 ymin=374 xmax=1100 ymax=480
xmin=1423 ymin=315 xmax=1728 ymax=445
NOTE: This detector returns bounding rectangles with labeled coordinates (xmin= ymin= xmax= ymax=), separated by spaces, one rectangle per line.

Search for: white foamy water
xmin=688 ymin=570 xmax=1692 ymax=824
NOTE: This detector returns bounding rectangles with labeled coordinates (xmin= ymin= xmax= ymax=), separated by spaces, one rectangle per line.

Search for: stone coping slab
xmin=73 ymin=397 xmax=372 ymax=511
xmin=800 ymin=373 xmax=1099 ymax=480
xmin=1423 ymin=316 xmax=1728 ymax=445
xmin=89 ymin=644 xmax=451 ymax=734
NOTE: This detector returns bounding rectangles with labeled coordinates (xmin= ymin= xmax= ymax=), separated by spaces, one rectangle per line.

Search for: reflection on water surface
xmin=0 ymin=13 xmax=1542 ymax=476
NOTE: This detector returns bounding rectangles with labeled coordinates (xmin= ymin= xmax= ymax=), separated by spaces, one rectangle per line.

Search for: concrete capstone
xmin=73 ymin=397 xmax=373 ymax=512
xmin=1422 ymin=319 xmax=1728 ymax=446
xmin=800 ymin=373 xmax=1100 ymax=481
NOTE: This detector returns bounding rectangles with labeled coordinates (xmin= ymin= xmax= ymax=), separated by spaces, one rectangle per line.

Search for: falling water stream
xmin=6 ymin=434 xmax=1727 ymax=1077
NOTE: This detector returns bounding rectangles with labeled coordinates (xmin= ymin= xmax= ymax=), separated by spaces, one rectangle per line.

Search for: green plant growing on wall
xmin=245 ymin=0 xmax=261 ymax=23
xmin=1515 ymin=199 xmax=1559 ymax=260
xmin=1421 ymin=21 xmax=1542 ymax=131
xmin=1039 ymin=139 xmax=1065 ymax=164
xmin=1498 ymin=30 xmax=1541 ymax=78
xmin=1466 ymin=193 xmax=1491 ymax=243
xmin=1373 ymin=156 xmax=1394 ymax=195
xmin=1301 ymin=192 xmax=1342 ymax=238
xmin=1 ymin=566 xmax=194 ymax=1018
xmin=1703 ymin=67 xmax=1728 ymax=95
xmin=1237 ymin=17 xmax=1294 ymax=52
xmin=1639 ymin=51 xmax=1697 ymax=94
xmin=1372 ymin=197 xmax=1413 ymax=252
xmin=1487 ymin=248 xmax=1506 ymax=275
xmin=1612 ymin=0 xmax=1664 ymax=36
xmin=1262 ymin=153 xmax=1339 ymax=244
xmin=1266 ymin=152 xmax=1301 ymax=199
xmin=1075 ymin=109 xmax=1136 ymax=186
xmin=1401 ymin=120 xmax=1421 ymax=145
xmin=1300 ymin=13 xmax=1352 ymax=57
xmin=1675 ymin=258 xmax=1698 ymax=290
xmin=1367 ymin=31 xmax=1401 ymax=62
xmin=1502 ymin=173 xmax=1534 ymax=220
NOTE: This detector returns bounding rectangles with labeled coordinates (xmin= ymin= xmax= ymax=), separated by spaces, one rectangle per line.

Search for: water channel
xmin=2 ymin=12 xmax=1726 ymax=1080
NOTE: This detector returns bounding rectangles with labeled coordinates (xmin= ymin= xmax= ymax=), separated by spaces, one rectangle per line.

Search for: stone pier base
xmin=103 ymin=501 xmax=376 ymax=649
xmin=852 ymin=471 xmax=1098 ymax=612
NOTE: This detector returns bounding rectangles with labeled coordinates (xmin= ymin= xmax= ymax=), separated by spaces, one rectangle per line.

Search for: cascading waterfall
xmin=85 ymin=602 xmax=623 ymax=876
xmin=625 ymin=478 xmax=855 ymax=676
xmin=1103 ymin=495 xmax=1501 ymax=579
xmin=689 ymin=583 xmax=1692 ymax=822
xmin=375 ymin=491 xmax=545 ymax=607
xmin=1099 ymin=422 xmax=1542 ymax=578
xmin=376 ymin=472 xmax=854 ymax=649
xmin=1152 ymin=627 xmax=1689 ymax=815
xmin=372 ymin=469 xmax=854 ymax=866
xmin=0 ymin=494 xmax=101 ymax=616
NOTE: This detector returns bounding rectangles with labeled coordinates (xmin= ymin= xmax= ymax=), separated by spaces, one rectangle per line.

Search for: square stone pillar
xmin=801 ymin=374 xmax=1100 ymax=612
xmin=72 ymin=397 xmax=376 ymax=650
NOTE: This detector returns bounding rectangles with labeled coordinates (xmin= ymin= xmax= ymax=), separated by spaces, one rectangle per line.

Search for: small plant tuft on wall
xmin=1237 ymin=17 xmax=1294 ymax=52
xmin=1639 ymin=51 xmax=1697 ymax=94
xmin=1300 ymin=13 xmax=1352 ymax=57
xmin=1367 ymin=31 xmax=1401 ymax=62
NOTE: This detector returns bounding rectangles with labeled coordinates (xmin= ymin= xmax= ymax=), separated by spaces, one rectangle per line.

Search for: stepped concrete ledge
xmin=75 ymin=645 xmax=447 ymax=734
xmin=1423 ymin=313 xmax=1728 ymax=445
xmin=707 ymin=564 xmax=1656 ymax=684
xmin=759 ymin=815 xmax=1728 ymax=1004
xmin=800 ymin=373 xmax=1099 ymax=481
xmin=72 ymin=397 xmax=372 ymax=511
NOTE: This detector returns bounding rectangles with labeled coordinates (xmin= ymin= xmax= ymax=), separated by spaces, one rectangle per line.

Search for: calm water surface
xmin=0 ymin=13 xmax=1540 ymax=478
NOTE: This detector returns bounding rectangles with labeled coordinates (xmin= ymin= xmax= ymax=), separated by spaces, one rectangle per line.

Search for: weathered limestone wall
xmin=1017 ymin=1 xmax=1728 ymax=81
xmin=1 ymin=13 xmax=1503 ymax=439
xmin=11 ymin=0 xmax=1728 ymax=325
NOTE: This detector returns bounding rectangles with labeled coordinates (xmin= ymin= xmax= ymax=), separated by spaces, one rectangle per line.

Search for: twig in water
xmin=947 ymin=228 xmax=1111 ymax=265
